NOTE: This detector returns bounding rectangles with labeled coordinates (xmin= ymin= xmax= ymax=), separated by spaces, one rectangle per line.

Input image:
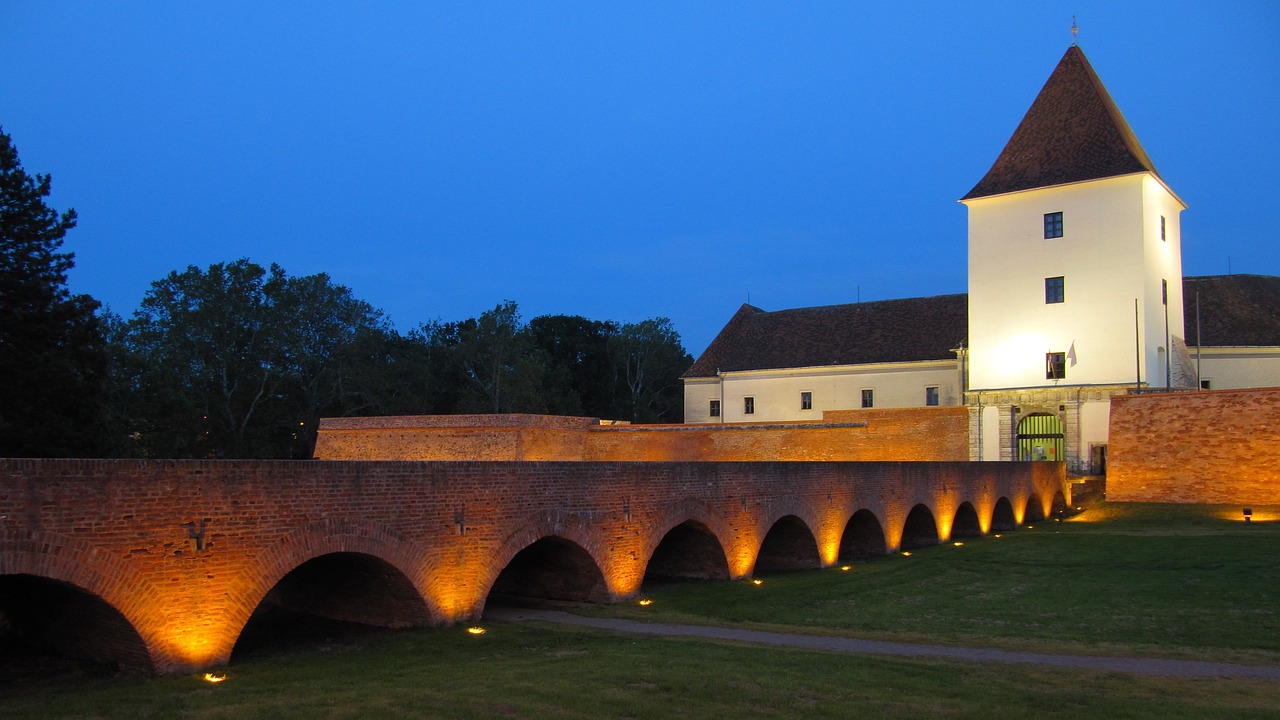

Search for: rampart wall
xmin=313 ymin=407 xmax=970 ymax=462
xmin=1107 ymin=387 xmax=1280 ymax=504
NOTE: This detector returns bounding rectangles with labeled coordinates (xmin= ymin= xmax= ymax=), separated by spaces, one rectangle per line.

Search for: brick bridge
xmin=0 ymin=458 xmax=1066 ymax=674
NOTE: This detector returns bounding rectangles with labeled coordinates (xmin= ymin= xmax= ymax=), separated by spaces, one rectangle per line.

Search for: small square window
xmin=1200 ymin=379 xmax=1212 ymax=390
xmin=1046 ymin=352 xmax=1066 ymax=380
xmin=743 ymin=397 xmax=755 ymax=415
xmin=1044 ymin=212 xmax=1063 ymax=239
xmin=1045 ymin=276 xmax=1064 ymax=304
xmin=925 ymin=386 xmax=939 ymax=406
xmin=709 ymin=400 xmax=720 ymax=418
xmin=800 ymin=391 xmax=812 ymax=411
xmin=861 ymin=389 xmax=874 ymax=408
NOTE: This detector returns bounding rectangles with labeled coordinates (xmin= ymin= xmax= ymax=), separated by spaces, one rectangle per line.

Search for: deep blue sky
xmin=4 ymin=2 xmax=1277 ymax=356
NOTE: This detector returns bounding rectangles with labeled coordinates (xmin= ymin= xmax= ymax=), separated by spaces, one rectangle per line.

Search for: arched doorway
xmin=1016 ymin=413 xmax=1064 ymax=462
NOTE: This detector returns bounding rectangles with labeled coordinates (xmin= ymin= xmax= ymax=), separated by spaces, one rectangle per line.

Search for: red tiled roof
xmin=1184 ymin=275 xmax=1280 ymax=347
xmin=683 ymin=295 xmax=968 ymax=378
xmin=962 ymin=45 xmax=1163 ymax=200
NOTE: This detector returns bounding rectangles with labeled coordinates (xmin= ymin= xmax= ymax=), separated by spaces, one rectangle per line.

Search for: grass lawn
xmin=592 ymin=502 xmax=1280 ymax=664
xmin=0 ymin=502 xmax=1277 ymax=719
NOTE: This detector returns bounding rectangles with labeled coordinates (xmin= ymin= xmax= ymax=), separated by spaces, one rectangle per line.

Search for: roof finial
xmin=1071 ymin=15 xmax=1078 ymax=46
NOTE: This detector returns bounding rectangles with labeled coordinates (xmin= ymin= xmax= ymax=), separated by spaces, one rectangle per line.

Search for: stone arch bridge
xmin=0 ymin=458 xmax=1066 ymax=674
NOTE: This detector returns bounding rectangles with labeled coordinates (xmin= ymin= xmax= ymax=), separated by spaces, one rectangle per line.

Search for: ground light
xmin=752 ymin=579 xmax=763 ymax=586
xmin=637 ymin=598 xmax=653 ymax=606
xmin=467 ymin=627 xmax=486 ymax=636
xmin=901 ymin=551 xmax=912 ymax=557
xmin=953 ymin=542 xmax=965 ymax=547
xmin=203 ymin=672 xmax=228 ymax=684
xmin=840 ymin=566 xmax=851 ymax=571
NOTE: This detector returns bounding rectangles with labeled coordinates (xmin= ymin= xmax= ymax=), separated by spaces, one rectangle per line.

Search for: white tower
xmin=962 ymin=45 xmax=1186 ymax=469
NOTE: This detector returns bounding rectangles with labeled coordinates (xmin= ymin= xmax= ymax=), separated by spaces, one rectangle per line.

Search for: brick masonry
xmin=1107 ymin=387 xmax=1280 ymax=504
xmin=314 ymin=408 xmax=970 ymax=462
xmin=0 ymin=457 xmax=1062 ymax=674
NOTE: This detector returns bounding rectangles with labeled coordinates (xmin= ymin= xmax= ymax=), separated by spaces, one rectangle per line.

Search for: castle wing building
xmin=682 ymin=44 xmax=1280 ymax=473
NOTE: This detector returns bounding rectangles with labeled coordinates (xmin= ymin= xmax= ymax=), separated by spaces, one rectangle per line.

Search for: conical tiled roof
xmin=962 ymin=45 xmax=1163 ymax=200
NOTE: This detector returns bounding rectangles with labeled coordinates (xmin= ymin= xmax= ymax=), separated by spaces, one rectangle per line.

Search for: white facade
xmin=684 ymin=361 xmax=962 ymax=424
xmin=965 ymin=173 xmax=1185 ymax=392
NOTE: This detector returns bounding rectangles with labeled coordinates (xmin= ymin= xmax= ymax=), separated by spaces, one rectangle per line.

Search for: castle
xmin=681 ymin=44 xmax=1280 ymax=473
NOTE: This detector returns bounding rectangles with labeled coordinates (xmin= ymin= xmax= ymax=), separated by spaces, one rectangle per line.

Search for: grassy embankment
xmin=0 ymin=502 xmax=1276 ymax=719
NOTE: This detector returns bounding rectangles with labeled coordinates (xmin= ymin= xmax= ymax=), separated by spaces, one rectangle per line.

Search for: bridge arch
xmin=0 ymin=534 xmax=162 ymax=673
xmin=951 ymin=501 xmax=983 ymax=539
xmin=481 ymin=511 xmax=613 ymax=611
xmin=838 ymin=508 xmax=888 ymax=561
xmin=900 ymin=504 xmax=940 ymax=550
xmin=643 ymin=520 xmax=731 ymax=584
xmin=754 ymin=514 xmax=822 ymax=573
xmin=991 ymin=497 xmax=1018 ymax=531
xmin=227 ymin=518 xmax=435 ymax=663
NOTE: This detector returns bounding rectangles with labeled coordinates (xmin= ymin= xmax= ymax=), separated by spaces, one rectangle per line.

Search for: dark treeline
xmin=1 ymin=128 xmax=691 ymax=460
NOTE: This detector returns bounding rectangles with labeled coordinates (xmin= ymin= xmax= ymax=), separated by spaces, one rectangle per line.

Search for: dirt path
xmin=488 ymin=608 xmax=1280 ymax=681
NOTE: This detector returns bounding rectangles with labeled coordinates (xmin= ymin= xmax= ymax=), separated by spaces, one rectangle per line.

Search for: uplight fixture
xmin=467 ymin=627 xmax=486 ymax=636
xmin=752 ymin=578 xmax=763 ymax=586
xmin=203 ymin=672 xmax=227 ymax=684
xmin=638 ymin=598 xmax=653 ymax=606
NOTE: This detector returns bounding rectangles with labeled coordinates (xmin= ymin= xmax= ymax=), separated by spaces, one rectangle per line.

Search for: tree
xmin=118 ymin=259 xmax=390 ymax=458
xmin=0 ymin=128 xmax=109 ymax=456
xmin=609 ymin=318 xmax=691 ymax=423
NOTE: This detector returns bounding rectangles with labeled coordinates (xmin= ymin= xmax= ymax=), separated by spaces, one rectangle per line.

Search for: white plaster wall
xmin=965 ymin=173 xmax=1184 ymax=391
xmin=1195 ymin=350 xmax=1280 ymax=390
xmin=980 ymin=404 xmax=1001 ymax=460
xmin=1080 ymin=400 xmax=1111 ymax=447
xmin=683 ymin=362 xmax=961 ymax=424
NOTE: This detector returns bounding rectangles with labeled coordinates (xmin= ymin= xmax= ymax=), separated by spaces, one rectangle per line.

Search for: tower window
xmin=1044 ymin=212 xmax=1063 ymax=239
xmin=800 ymin=391 xmax=813 ymax=410
xmin=743 ymin=397 xmax=755 ymax=415
xmin=861 ymin=389 xmax=874 ymax=408
xmin=1046 ymin=352 xmax=1066 ymax=380
xmin=1160 ymin=215 xmax=1167 ymax=241
xmin=709 ymin=400 xmax=720 ymax=418
xmin=1045 ymin=276 xmax=1065 ymax=304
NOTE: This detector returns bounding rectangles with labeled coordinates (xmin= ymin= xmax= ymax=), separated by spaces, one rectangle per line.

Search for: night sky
xmin=4 ymin=2 xmax=1277 ymax=356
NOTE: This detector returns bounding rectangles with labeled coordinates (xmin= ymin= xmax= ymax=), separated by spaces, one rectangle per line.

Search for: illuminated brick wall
xmin=0 ymin=456 xmax=1060 ymax=674
xmin=314 ymin=408 xmax=970 ymax=462
xmin=1107 ymin=387 xmax=1280 ymax=504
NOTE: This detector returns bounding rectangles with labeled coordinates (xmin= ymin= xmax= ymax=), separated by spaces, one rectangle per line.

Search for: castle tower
xmin=961 ymin=45 xmax=1187 ymax=470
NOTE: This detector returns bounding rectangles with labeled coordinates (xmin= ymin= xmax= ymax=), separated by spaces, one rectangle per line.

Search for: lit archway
xmin=1017 ymin=413 xmax=1064 ymax=462
xmin=838 ymin=509 xmax=887 ymax=561
xmin=991 ymin=497 xmax=1018 ymax=531
xmin=951 ymin=502 xmax=983 ymax=539
xmin=644 ymin=521 xmax=730 ymax=585
xmin=232 ymin=552 xmax=430 ymax=661
xmin=900 ymin=504 xmax=939 ymax=550
xmin=487 ymin=536 xmax=609 ymax=606
xmin=0 ymin=574 xmax=153 ymax=675
xmin=754 ymin=515 xmax=821 ymax=573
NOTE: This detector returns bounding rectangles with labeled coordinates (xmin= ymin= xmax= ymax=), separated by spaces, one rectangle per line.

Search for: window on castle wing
xmin=1045 ymin=276 xmax=1065 ymax=304
xmin=743 ymin=397 xmax=755 ymax=415
xmin=1046 ymin=352 xmax=1067 ymax=380
xmin=709 ymin=400 xmax=720 ymax=417
xmin=1044 ymin=212 xmax=1063 ymax=239
xmin=925 ymin=386 xmax=939 ymax=406
xmin=861 ymin=389 xmax=874 ymax=408
xmin=1161 ymin=215 xmax=1167 ymax=241
xmin=800 ymin=391 xmax=812 ymax=411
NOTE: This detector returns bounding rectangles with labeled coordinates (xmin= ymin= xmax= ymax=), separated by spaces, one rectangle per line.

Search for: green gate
xmin=1017 ymin=413 xmax=1064 ymax=462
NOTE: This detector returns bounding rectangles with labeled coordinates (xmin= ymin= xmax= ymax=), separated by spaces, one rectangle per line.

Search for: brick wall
xmin=1107 ymin=387 xmax=1280 ymax=504
xmin=314 ymin=407 xmax=970 ymax=462
xmin=0 ymin=456 xmax=1060 ymax=673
